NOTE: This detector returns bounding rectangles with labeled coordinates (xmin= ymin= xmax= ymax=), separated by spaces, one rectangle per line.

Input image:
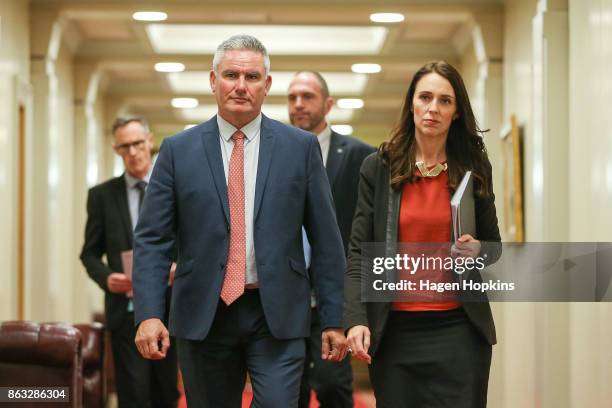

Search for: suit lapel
xmin=326 ymin=132 xmax=345 ymax=188
xmin=201 ymin=117 xmax=230 ymax=224
xmin=254 ymin=115 xmax=276 ymax=221
xmin=111 ymin=176 xmax=134 ymax=245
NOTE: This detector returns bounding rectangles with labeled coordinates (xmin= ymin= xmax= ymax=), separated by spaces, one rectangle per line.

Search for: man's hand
xmin=321 ymin=328 xmax=348 ymax=362
xmin=168 ymin=262 xmax=177 ymax=286
xmin=346 ymin=325 xmax=372 ymax=364
xmin=106 ymin=273 xmax=132 ymax=294
xmin=135 ymin=318 xmax=170 ymax=360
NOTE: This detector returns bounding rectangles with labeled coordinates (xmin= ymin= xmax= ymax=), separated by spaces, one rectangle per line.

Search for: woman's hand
xmin=452 ymin=234 xmax=481 ymax=260
xmin=346 ymin=325 xmax=372 ymax=364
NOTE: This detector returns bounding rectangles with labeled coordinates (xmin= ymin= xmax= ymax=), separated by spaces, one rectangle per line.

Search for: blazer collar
xmin=198 ymin=114 xmax=277 ymax=224
xmin=111 ymin=175 xmax=134 ymax=243
xmin=326 ymin=131 xmax=346 ymax=187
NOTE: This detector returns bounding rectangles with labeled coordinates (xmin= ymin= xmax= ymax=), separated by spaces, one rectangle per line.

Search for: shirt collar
xmin=317 ymin=123 xmax=332 ymax=144
xmin=124 ymin=167 xmax=151 ymax=188
xmin=217 ymin=112 xmax=262 ymax=142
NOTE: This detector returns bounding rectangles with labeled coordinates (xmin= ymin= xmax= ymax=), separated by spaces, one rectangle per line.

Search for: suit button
xmin=220 ymin=263 xmax=225 ymax=269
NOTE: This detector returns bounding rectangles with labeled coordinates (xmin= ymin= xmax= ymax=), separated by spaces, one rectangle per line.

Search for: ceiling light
xmin=337 ymin=98 xmax=364 ymax=109
xmin=369 ymin=13 xmax=405 ymax=23
xmin=146 ymin=24 xmax=387 ymax=55
xmin=179 ymin=104 xmax=354 ymax=123
xmin=351 ymin=63 xmax=382 ymax=74
xmin=133 ymin=11 xmax=168 ymax=22
xmin=171 ymin=98 xmax=198 ymax=109
xmin=155 ymin=62 xmax=185 ymax=73
xmin=331 ymin=125 xmax=353 ymax=135
xmin=184 ymin=124 xmax=197 ymax=130
xmin=167 ymin=71 xmax=367 ymax=96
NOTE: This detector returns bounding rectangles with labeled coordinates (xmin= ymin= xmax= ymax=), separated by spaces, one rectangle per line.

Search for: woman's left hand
xmin=452 ymin=234 xmax=481 ymax=260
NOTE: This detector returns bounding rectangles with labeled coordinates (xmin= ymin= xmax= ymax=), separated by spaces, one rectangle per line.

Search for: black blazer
xmin=80 ymin=176 xmax=135 ymax=330
xmin=325 ymin=132 xmax=376 ymax=253
xmin=344 ymin=153 xmax=502 ymax=356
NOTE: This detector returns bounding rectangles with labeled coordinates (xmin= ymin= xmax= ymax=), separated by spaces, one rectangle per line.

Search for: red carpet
xmin=177 ymin=386 xmax=375 ymax=407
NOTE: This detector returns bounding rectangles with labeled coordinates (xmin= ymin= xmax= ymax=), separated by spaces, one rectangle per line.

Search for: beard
xmin=290 ymin=109 xmax=326 ymax=133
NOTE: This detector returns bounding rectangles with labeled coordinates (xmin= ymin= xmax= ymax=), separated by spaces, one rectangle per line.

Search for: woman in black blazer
xmin=344 ymin=61 xmax=501 ymax=408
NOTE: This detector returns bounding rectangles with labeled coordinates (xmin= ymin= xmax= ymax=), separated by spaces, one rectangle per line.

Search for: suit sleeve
xmin=344 ymin=155 xmax=377 ymax=331
xmin=133 ymin=139 xmax=177 ymax=326
xmin=304 ymin=135 xmax=346 ymax=330
xmin=80 ymin=187 xmax=112 ymax=291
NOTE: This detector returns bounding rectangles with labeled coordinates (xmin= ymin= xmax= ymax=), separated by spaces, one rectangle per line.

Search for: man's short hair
xmin=212 ymin=34 xmax=270 ymax=74
xmin=111 ymin=116 xmax=150 ymax=136
xmin=294 ymin=71 xmax=330 ymax=98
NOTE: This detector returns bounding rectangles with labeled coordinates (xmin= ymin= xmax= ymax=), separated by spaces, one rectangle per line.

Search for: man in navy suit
xmin=133 ymin=35 xmax=348 ymax=408
xmin=288 ymin=72 xmax=375 ymax=408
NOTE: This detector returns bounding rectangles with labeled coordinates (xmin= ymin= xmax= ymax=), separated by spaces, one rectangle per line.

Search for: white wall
xmin=568 ymin=0 xmax=612 ymax=405
xmin=0 ymin=0 xmax=31 ymax=321
xmin=501 ymin=0 xmax=612 ymax=407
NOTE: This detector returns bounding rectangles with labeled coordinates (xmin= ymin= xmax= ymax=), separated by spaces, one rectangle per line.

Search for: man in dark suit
xmin=288 ymin=71 xmax=375 ymax=408
xmin=133 ymin=35 xmax=348 ymax=408
xmin=80 ymin=117 xmax=179 ymax=408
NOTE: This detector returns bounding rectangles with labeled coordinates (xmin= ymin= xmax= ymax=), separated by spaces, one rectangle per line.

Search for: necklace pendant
xmin=416 ymin=161 xmax=447 ymax=177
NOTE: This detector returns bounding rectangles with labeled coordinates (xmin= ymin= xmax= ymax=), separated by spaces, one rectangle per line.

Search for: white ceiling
xmin=30 ymin=0 xmax=504 ymax=143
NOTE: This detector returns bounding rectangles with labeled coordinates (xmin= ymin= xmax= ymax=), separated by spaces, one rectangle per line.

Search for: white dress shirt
xmin=217 ymin=113 xmax=261 ymax=286
xmin=125 ymin=169 xmax=152 ymax=231
xmin=316 ymin=124 xmax=332 ymax=167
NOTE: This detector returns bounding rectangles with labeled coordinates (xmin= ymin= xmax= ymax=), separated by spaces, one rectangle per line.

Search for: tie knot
xmin=136 ymin=180 xmax=147 ymax=191
xmin=232 ymin=131 xmax=246 ymax=142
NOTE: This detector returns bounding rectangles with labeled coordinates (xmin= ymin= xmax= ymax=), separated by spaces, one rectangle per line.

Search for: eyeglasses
xmin=115 ymin=139 xmax=146 ymax=154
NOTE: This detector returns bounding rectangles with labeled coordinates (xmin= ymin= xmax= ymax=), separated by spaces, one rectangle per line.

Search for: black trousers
xmin=110 ymin=312 xmax=179 ymax=408
xmin=370 ymin=308 xmax=492 ymax=408
xmin=299 ymin=307 xmax=354 ymax=408
xmin=177 ymin=290 xmax=305 ymax=408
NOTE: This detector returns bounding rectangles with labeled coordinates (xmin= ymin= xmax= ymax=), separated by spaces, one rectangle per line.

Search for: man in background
xmin=80 ymin=117 xmax=179 ymax=408
xmin=288 ymin=71 xmax=375 ymax=407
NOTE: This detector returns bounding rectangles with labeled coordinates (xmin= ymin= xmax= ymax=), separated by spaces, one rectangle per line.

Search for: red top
xmin=392 ymin=166 xmax=462 ymax=311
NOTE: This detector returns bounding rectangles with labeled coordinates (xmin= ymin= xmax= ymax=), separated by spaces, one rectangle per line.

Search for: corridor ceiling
xmin=30 ymin=0 xmax=503 ymax=142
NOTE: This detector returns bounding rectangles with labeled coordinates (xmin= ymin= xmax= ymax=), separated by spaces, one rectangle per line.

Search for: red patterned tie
xmin=221 ymin=130 xmax=246 ymax=305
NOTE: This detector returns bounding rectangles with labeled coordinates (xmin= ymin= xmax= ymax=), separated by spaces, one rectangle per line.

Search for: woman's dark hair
xmin=379 ymin=61 xmax=492 ymax=197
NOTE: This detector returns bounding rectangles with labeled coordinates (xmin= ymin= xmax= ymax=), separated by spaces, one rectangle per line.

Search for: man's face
xmin=288 ymin=73 xmax=333 ymax=134
xmin=113 ymin=121 xmax=154 ymax=178
xmin=210 ymin=49 xmax=272 ymax=127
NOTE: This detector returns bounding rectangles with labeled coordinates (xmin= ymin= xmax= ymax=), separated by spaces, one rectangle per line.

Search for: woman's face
xmin=412 ymin=72 xmax=458 ymax=140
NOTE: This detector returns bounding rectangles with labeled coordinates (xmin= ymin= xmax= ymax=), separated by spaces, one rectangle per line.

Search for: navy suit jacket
xmin=133 ymin=115 xmax=346 ymax=340
xmin=325 ymin=132 xmax=376 ymax=254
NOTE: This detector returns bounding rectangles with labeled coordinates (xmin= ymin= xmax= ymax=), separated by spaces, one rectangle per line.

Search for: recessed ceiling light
xmin=184 ymin=124 xmax=197 ymax=130
xmin=179 ymin=104 xmax=354 ymax=123
xmin=133 ymin=11 xmax=168 ymax=22
xmin=167 ymin=71 xmax=368 ymax=96
xmin=369 ymin=13 xmax=405 ymax=23
xmin=155 ymin=62 xmax=185 ymax=73
xmin=146 ymin=24 xmax=387 ymax=55
xmin=331 ymin=125 xmax=354 ymax=135
xmin=171 ymin=98 xmax=198 ymax=109
xmin=351 ymin=63 xmax=382 ymax=74
xmin=337 ymin=98 xmax=364 ymax=109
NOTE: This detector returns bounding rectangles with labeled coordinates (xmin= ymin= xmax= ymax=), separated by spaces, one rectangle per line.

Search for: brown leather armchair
xmin=0 ymin=321 xmax=83 ymax=407
xmin=73 ymin=323 xmax=106 ymax=408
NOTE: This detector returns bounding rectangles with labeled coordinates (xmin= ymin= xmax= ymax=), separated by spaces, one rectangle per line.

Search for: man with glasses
xmin=80 ymin=117 xmax=179 ymax=408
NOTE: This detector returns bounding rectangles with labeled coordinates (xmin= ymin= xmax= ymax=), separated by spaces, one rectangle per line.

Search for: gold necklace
xmin=416 ymin=161 xmax=448 ymax=177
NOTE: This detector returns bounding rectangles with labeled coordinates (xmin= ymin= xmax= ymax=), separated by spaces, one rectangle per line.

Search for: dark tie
xmin=136 ymin=180 xmax=147 ymax=216
xmin=221 ymin=131 xmax=246 ymax=305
